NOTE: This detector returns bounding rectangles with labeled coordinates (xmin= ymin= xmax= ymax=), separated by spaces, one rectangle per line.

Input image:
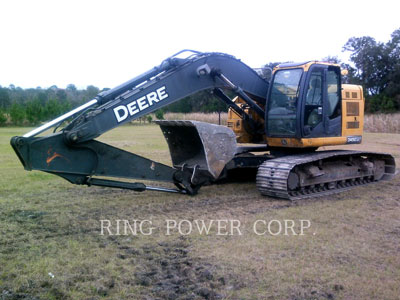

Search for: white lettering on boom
xmin=113 ymin=86 xmax=169 ymax=123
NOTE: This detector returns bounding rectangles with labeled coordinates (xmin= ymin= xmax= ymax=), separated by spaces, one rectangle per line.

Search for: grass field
xmin=1 ymin=125 xmax=399 ymax=299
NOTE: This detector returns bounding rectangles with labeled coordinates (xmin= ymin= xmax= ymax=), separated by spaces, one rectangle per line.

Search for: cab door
xmin=302 ymin=65 xmax=342 ymax=138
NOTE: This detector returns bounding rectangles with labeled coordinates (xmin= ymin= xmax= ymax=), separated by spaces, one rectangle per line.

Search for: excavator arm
xmin=64 ymin=50 xmax=267 ymax=143
xmin=11 ymin=51 xmax=268 ymax=195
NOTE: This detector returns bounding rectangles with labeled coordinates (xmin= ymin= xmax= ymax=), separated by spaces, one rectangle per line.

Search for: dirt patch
xmin=290 ymin=289 xmax=337 ymax=300
xmin=115 ymin=236 xmax=238 ymax=300
xmin=1 ymin=285 xmax=66 ymax=300
xmin=288 ymin=280 xmax=344 ymax=300
xmin=1 ymin=289 xmax=40 ymax=300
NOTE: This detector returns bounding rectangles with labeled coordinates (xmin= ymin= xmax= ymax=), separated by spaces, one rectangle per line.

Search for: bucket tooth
xmin=156 ymin=120 xmax=237 ymax=179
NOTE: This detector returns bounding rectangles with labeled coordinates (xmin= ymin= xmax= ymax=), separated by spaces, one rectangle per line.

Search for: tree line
xmin=1 ymin=28 xmax=399 ymax=126
xmin=0 ymin=84 xmax=102 ymax=126
xmin=342 ymin=28 xmax=400 ymax=112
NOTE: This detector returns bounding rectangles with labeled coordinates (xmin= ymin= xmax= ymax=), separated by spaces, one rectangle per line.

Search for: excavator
xmin=10 ymin=50 xmax=396 ymax=200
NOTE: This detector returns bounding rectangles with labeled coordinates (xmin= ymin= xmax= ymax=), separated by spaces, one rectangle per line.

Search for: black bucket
xmin=156 ymin=120 xmax=237 ymax=179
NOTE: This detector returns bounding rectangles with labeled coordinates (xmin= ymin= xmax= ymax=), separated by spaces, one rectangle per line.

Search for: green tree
xmin=66 ymin=84 xmax=77 ymax=92
xmin=85 ymin=85 xmax=100 ymax=100
xmin=0 ymin=87 xmax=10 ymax=109
xmin=43 ymin=98 xmax=63 ymax=120
xmin=385 ymin=29 xmax=400 ymax=102
xmin=167 ymin=90 xmax=229 ymax=113
xmin=321 ymin=56 xmax=341 ymax=64
xmin=25 ymin=99 xmax=43 ymax=125
xmin=320 ymin=56 xmax=357 ymax=84
xmin=10 ymin=102 xmax=25 ymax=125
xmin=56 ymin=89 xmax=67 ymax=101
xmin=155 ymin=109 xmax=164 ymax=120
xmin=261 ymin=62 xmax=282 ymax=81
xmin=0 ymin=109 xmax=7 ymax=126
xmin=343 ymin=28 xmax=400 ymax=112
xmin=167 ymin=97 xmax=192 ymax=113
xmin=342 ymin=36 xmax=387 ymax=95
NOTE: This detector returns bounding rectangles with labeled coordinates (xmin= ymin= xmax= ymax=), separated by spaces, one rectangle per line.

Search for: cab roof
xmin=274 ymin=61 xmax=340 ymax=72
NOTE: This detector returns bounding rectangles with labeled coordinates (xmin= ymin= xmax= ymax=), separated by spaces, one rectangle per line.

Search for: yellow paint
xmin=227 ymin=96 xmax=265 ymax=143
xmin=229 ymin=62 xmax=365 ymax=149
xmin=266 ymin=136 xmax=347 ymax=148
xmin=341 ymin=84 xmax=364 ymax=137
xmin=273 ymin=61 xmax=340 ymax=73
xmin=265 ymin=84 xmax=365 ymax=148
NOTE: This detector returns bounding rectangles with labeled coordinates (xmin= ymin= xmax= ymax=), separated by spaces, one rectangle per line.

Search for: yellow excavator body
xmin=228 ymin=62 xmax=365 ymax=149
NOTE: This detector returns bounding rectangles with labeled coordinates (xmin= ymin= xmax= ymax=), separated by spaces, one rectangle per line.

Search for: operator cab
xmin=266 ymin=62 xmax=342 ymax=139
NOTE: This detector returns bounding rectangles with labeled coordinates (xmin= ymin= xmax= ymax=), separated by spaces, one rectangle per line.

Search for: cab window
xmin=327 ymin=68 xmax=341 ymax=119
xmin=304 ymin=69 xmax=323 ymax=128
xmin=267 ymin=69 xmax=302 ymax=136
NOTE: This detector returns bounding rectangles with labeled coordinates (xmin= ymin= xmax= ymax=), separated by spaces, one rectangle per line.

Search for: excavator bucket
xmin=156 ymin=121 xmax=237 ymax=180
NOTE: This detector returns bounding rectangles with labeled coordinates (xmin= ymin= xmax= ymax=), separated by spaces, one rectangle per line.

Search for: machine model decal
xmin=113 ymin=86 xmax=169 ymax=122
xmin=346 ymin=135 xmax=362 ymax=144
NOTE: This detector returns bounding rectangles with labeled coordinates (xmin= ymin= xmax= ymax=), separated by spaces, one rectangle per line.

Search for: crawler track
xmin=256 ymin=150 xmax=396 ymax=200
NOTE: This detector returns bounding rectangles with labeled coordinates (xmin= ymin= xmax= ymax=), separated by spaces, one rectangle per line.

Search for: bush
xmin=10 ymin=103 xmax=25 ymax=125
xmin=155 ymin=110 xmax=164 ymax=120
xmin=43 ymin=98 xmax=63 ymax=120
xmin=0 ymin=109 xmax=7 ymax=126
xmin=367 ymin=95 xmax=398 ymax=113
xmin=25 ymin=99 xmax=43 ymax=125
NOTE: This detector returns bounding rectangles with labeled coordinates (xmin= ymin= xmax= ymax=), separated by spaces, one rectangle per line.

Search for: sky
xmin=0 ymin=0 xmax=399 ymax=90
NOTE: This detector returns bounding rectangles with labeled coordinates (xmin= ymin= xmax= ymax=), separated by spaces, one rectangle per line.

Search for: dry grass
xmin=364 ymin=113 xmax=400 ymax=133
xmin=1 ymin=125 xmax=400 ymax=299
xmin=155 ymin=112 xmax=400 ymax=133
xmin=153 ymin=113 xmax=400 ymax=133
xmin=163 ymin=112 xmax=228 ymax=125
xmin=130 ymin=112 xmax=228 ymax=126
